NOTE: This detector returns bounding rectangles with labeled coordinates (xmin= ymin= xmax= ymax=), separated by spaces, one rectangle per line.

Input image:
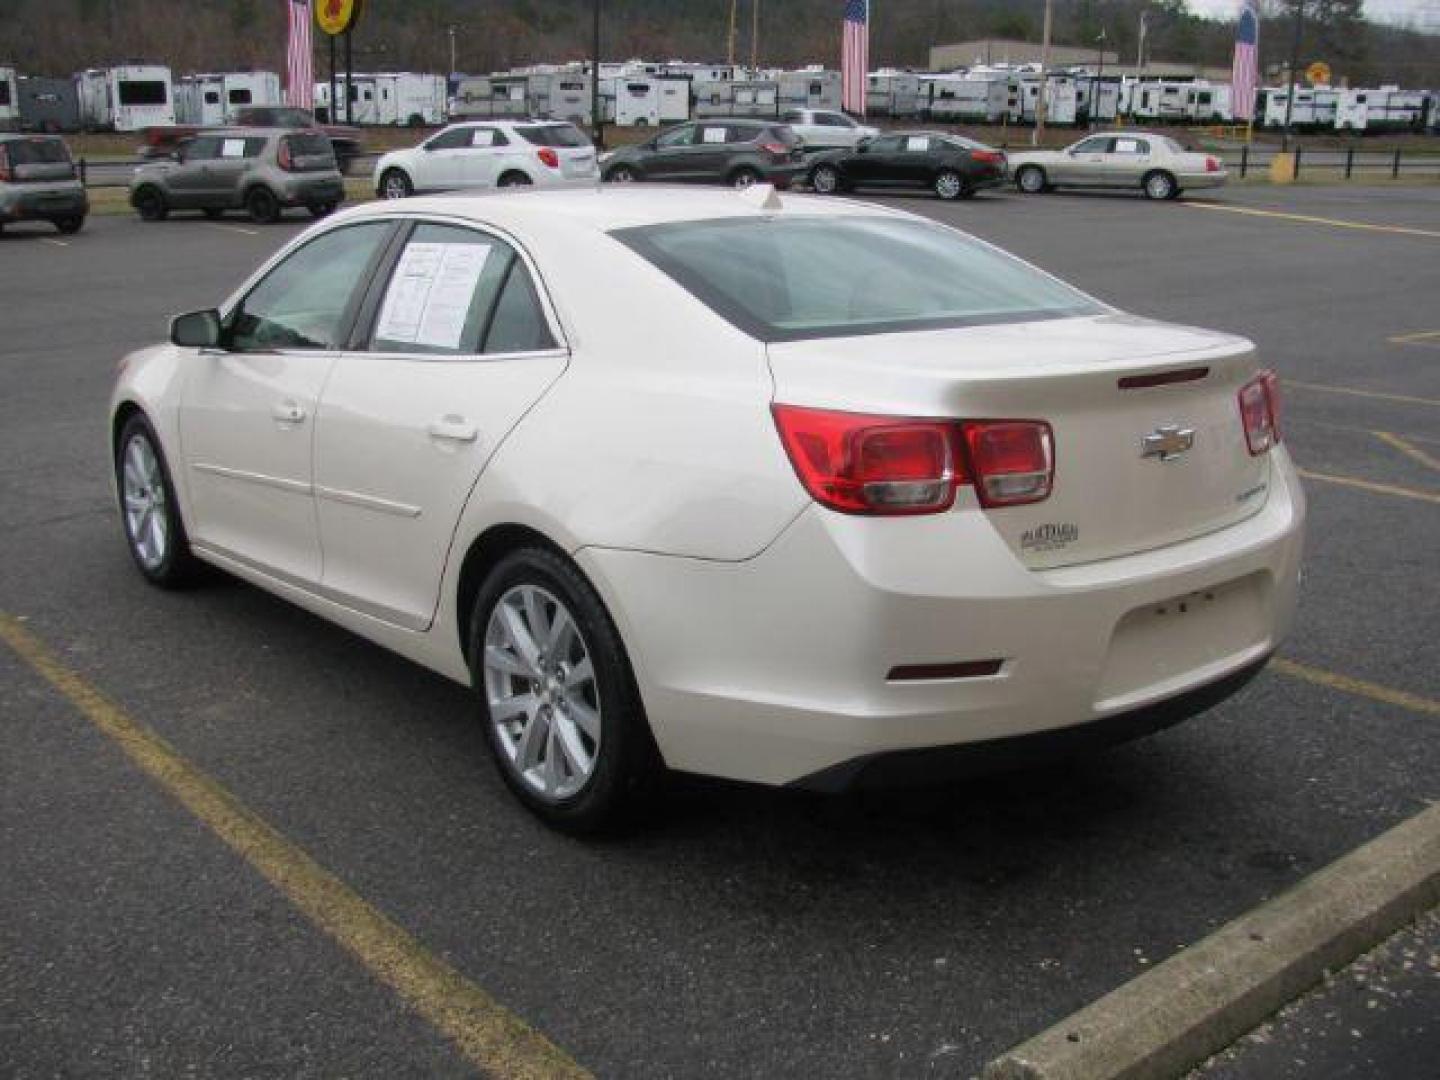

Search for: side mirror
xmin=171 ymin=309 xmax=222 ymax=349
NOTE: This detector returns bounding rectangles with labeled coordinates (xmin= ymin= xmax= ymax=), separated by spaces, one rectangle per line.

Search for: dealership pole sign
xmin=315 ymin=0 xmax=362 ymax=36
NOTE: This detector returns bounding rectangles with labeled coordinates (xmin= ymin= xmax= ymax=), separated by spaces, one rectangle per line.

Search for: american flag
xmin=842 ymin=0 xmax=869 ymax=116
xmin=1230 ymin=0 xmax=1259 ymax=122
xmin=286 ymin=0 xmax=315 ymax=109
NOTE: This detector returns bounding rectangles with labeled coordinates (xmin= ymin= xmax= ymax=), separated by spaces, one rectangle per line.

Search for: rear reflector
xmin=1238 ymin=370 xmax=1282 ymax=455
xmin=1118 ymin=367 xmax=1210 ymax=390
xmin=887 ymin=659 xmax=1004 ymax=682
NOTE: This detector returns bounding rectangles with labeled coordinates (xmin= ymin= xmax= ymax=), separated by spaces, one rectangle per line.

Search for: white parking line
xmin=206 ymin=223 xmax=261 ymax=237
xmin=43 ymin=239 xmax=70 ymax=248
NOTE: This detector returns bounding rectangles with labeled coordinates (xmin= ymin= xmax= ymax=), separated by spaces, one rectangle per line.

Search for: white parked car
xmin=372 ymin=120 xmax=598 ymax=199
xmin=1008 ymin=131 xmax=1226 ymax=199
xmin=781 ymin=108 xmax=880 ymax=150
xmin=110 ymin=187 xmax=1303 ymax=832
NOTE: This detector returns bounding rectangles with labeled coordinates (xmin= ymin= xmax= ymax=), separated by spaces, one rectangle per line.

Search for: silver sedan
xmin=1008 ymin=132 xmax=1226 ymax=200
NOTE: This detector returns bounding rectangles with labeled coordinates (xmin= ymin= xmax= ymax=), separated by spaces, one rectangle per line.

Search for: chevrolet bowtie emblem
xmin=1141 ymin=424 xmax=1195 ymax=462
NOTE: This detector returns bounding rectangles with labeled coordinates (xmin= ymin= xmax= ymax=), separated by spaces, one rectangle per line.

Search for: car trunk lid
xmin=767 ymin=314 xmax=1272 ymax=569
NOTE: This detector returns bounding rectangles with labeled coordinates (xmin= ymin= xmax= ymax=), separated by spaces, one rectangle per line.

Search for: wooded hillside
xmin=2 ymin=0 xmax=1435 ymax=88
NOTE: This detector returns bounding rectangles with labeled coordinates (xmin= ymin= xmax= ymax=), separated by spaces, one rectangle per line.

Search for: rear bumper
xmin=1179 ymin=171 xmax=1228 ymax=190
xmin=0 ymin=184 xmax=88 ymax=221
xmin=278 ymin=175 xmax=346 ymax=206
xmin=580 ymin=449 xmax=1305 ymax=787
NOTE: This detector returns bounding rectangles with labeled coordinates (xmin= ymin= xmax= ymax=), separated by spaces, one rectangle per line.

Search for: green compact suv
xmin=0 ymin=134 xmax=88 ymax=235
xmin=129 ymin=127 xmax=345 ymax=224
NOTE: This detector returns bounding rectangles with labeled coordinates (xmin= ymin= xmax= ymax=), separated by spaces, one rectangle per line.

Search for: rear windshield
xmin=284 ymin=132 xmax=336 ymax=169
xmin=4 ymin=138 xmax=71 ymax=164
xmin=614 ymin=215 xmax=1103 ymax=342
xmin=514 ymin=124 xmax=590 ymax=148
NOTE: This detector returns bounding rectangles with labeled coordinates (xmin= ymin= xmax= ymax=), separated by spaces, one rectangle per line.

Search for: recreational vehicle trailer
xmin=867 ymin=71 xmax=922 ymax=117
xmin=1126 ymin=80 xmax=1191 ymax=123
xmin=529 ymin=73 xmax=592 ymax=125
xmin=779 ymin=70 xmax=842 ymax=111
xmin=610 ymin=77 xmax=661 ymax=126
xmin=175 ymin=71 xmax=281 ymax=126
xmin=370 ymin=73 xmax=447 ymax=125
xmin=1262 ymin=86 xmax=1339 ymax=129
xmin=1334 ymin=87 xmax=1427 ymax=132
xmin=449 ymin=75 xmax=530 ymax=120
xmin=692 ymin=79 xmax=778 ymax=118
xmin=656 ymin=76 xmax=690 ymax=123
xmin=923 ymin=74 xmax=1010 ymax=122
xmin=17 ymin=76 xmax=80 ymax=132
xmin=1011 ymin=74 xmax=1078 ymax=125
xmin=77 ymin=65 xmax=175 ymax=131
xmin=0 ymin=66 xmax=17 ymax=131
xmin=1185 ymin=83 xmax=1233 ymax=123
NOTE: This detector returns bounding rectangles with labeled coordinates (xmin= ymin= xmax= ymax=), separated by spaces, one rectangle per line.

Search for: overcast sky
xmin=1187 ymin=0 xmax=1439 ymax=30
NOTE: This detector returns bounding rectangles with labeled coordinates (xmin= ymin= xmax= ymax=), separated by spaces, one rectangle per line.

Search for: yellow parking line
xmin=1285 ymin=416 xmax=1440 ymax=449
xmin=1374 ymin=431 xmax=1440 ymax=474
xmin=1388 ymin=330 xmax=1440 ymax=346
xmin=1272 ymin=658 xmax=1440 ymax=718
xmin=1183 ymin=201 xmax=1440 ymax=239
xmin=1287 ymin=380 xmax=1440 ymax=409
xmin=1297 ymin=468 xmax=1440 ymax=505
xmin=0 ymin=613 xmax=589 ymax=1080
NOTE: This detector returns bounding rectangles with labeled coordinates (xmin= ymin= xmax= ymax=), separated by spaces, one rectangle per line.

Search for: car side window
xmin=427 ymin=128 xmax=474 ymax=151
xmin=471 ymin=127 xmax=506 ymax=147
xmin=782 ymin=111 xmax=805 ymax=123
xmin=696 ymin=124 xmax=731 ymax=145
xmin=1113 ymin=138 xmax=1149 ymax=155
xmin=229 ymin=223 xmax=393 ymax=352
xmin=868 ymin=135 xmax=904 ymax=153
xmin=1072 ymin=137 xmax=1111 ymax=154
xmin=181 ymin=136 xmax=221 ymax=161
xmin=902 ymin=136 xmax=931 ymax=153
xmin=368 ymin=223 xmax=554 ymax=357
xmin=655 ymin=125 xmax=694 ymax=149
xmin=817 ymin=113 xmax=849 ymax=127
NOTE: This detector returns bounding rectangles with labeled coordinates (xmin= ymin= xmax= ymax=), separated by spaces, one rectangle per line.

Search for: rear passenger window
xmin=369 ymin=223 xmax=555 ymax=357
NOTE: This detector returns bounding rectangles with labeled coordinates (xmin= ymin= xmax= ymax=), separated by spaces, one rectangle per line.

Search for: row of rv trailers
xmin=0 ymin=64 xmax=448 ymax=132
xmin=1 ymin=61 xmax=1434 ymax=135
xmin=456 ymin=65 xmax=1437 ymax=133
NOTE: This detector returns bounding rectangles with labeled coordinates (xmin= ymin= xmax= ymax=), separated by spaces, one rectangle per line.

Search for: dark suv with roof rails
xmin=601 ymin=118 xmax=804 ymax=189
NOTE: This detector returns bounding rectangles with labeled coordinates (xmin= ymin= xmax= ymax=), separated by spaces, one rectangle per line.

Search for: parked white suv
xmin=781 ymin=108 xmax=880 ymax=150
xmin=374 ymin=120 xmax=598 ymax=198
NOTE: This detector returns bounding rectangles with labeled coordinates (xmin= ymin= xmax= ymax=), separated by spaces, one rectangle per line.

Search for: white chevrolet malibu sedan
xmin=110 ymin=186 xmax=1304 ymax=831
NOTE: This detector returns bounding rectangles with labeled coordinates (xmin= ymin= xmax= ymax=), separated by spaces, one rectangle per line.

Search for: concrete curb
xmin=983 ymin=801 xmax=1440 ymax=1080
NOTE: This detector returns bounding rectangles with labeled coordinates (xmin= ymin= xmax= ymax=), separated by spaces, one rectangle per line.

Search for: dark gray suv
xmin=601 ymin=119 xmax=805 ymax=189
xmin=0 ymin=134 xmax=88 ymax=235
xmin=129 ymin=127 xmax=345 ymax=224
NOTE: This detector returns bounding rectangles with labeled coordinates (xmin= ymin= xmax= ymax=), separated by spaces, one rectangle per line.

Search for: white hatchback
xmin=372 ymin=120 xmax=598 ymax=199
xmin=110 ymin=187 xmax=1304 ymax=832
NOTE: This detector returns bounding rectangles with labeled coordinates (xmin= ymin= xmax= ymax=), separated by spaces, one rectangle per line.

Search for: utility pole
xmin=1095 ymin=27 xmax=1106 ymax=128
xmin=750 ymin=0 xmax=760 ymax=73
xmin=447 ymin=25 xmax=457 ymax=76
xmin=1033 ymin=0 xmax=1052 ymax=145
xmin=1282 ymin=0 xmax=1304 ymax=150
xmin=591 ymin=0 xmax=604 ymax=150
xmin=728 ymin=0 xmax=738 ymax=66
xmin=1136 ymin=11 xmax=1147 ymax=76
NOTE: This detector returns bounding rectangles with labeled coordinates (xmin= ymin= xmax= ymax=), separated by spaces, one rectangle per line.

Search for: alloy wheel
xmin=483 ymin=584 xmax=602 ymax=802
xmin=121 ymin=433 xmax=169 ymax=571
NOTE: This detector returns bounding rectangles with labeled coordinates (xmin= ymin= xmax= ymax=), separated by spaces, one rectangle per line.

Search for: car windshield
xmin=514 ymin=124 xmax=590 ymax=148
xmin=614 ymin=215 xmax=1103 ymax=342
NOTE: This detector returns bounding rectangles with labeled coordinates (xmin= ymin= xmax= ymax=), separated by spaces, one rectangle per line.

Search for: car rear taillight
xmin=277 ymin=137 xmax=294 ymax=171
xmin=772 ymin=405 xmax=960 ymax=515
xmin=1238 ymin=371 xmax=1282 ymax=455
xmin=1206 ymin=156 xmax=1222 ymax=173
xmin=0 ymin=145 xmax=10 ymax=183
xmin=970 ymin=149 xmax=1005 ymax=164
xmin=537 ymin=147 xmax=560 ymax=168
xmin=771 ymin=406 xmax=1055 ymax=516
xmin=758 ymin=140 xmax=788 ymax=156
xmin=962 ymin=421 xmax=1055 ymax=507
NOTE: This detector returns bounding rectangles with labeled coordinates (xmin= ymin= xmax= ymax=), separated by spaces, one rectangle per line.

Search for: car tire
xmin=133 ymin=186 xmax=168 ymax=221
xmin=380 ymin=168 xmax=413 ymax=200
xmin=1143 ymin=170 xmax=1177 ymax=201
xmin=604 ymin=164 xmax=638 ymax=183
xmin=729 ymin=167 xmax=762 ymax=190
xmin=498 ymin=171 xmax=533 ymax=188
xmin=202 ymin=207 xmax=224 ymax=220
xmin=469 ymin=546 xmax=659 ymax=834
xmin=307 ymin=201 xmax=337 ymax=218
xmin=1016 ymin=165 xmax=1047 ymax=195
xmin=934 ymin=169 xmax=967 ymax=200
xmin=53 ymin=215 xmax=85 ymax=234
xmin=115 ymin=412 xmax=204 ymax=589
xmin=809 ymin=163 xmax=841 ymax=195
xmin=245 ymin=187 xmax=281 ymax=224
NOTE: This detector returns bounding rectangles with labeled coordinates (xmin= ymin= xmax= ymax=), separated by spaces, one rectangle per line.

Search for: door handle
xmin=272 ymin=400 xmax=307 ymax=424
xmin=427 ymin=416 xmax=478 ymax=443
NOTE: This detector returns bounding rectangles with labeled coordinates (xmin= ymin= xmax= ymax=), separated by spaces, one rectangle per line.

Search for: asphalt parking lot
xmin=2 ymin=183 xmax=1437 ymax=1078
